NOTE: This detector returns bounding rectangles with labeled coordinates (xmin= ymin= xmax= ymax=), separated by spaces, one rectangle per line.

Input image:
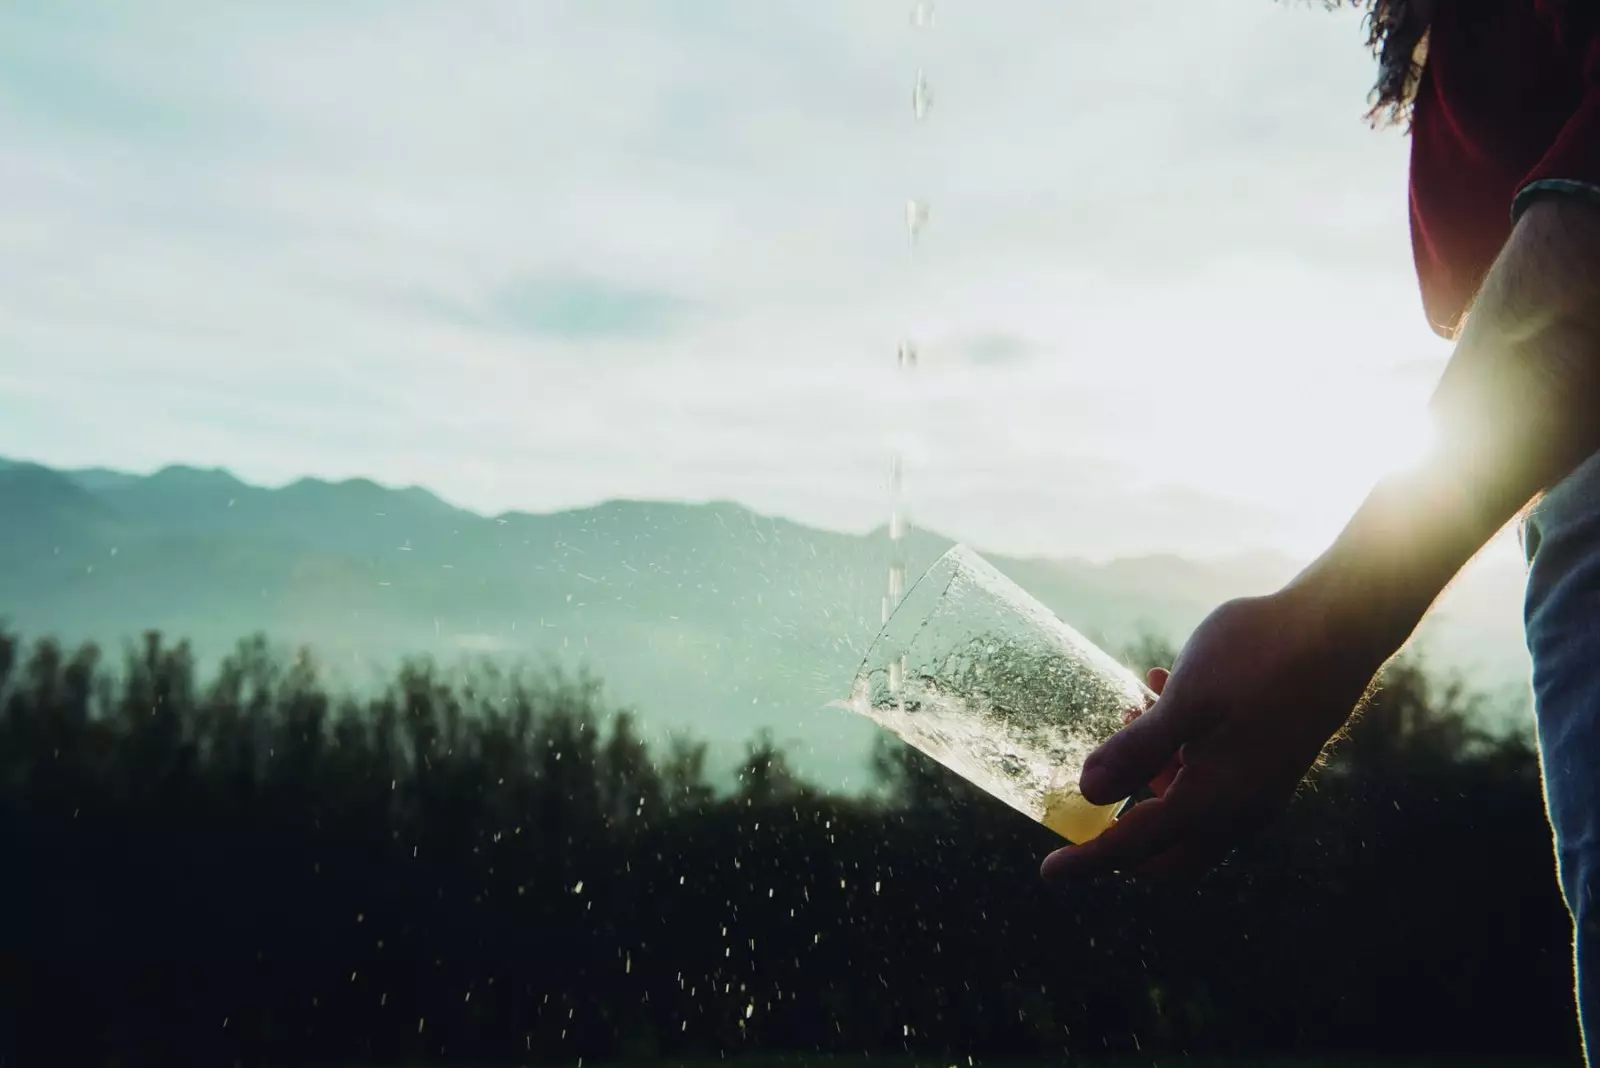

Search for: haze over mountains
xmin=0 ymin=456 xmax=1532 ymax=786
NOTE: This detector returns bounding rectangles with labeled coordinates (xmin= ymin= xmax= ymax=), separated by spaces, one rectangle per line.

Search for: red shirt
xmin=1409 ymin=1 xmax=1600 ymax=338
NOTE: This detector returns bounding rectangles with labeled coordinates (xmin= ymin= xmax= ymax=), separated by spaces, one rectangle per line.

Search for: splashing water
xmin=886 ymin=3 xmax=934 ymax=627
xmin=904 ymin=199 xmax=931 ymax=246
xmin=840 ymin=546 xmax=1151 ymax=843
xmin=862 ymin=5 xmax=1136 ymax=846
xmin=886 ymin=453 xmax=906 ymax=626
xmin=887 ymin=562 xmax=906 ymax=601
xmin=841 ymin=671 xmax=1119 ymax=844
xmin=912 ymin=70 xmax=932 ymax=121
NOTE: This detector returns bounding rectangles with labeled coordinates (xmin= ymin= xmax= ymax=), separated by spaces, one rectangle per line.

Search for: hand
xmin=1040 ymin=588 xmax=1390 ymax=882
xmin=1124 ymin=667 xmax=1179 ymax=798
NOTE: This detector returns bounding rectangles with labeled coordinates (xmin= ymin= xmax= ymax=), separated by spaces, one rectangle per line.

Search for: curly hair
xmin=1314 ymin=0 xmax=1431 ymax=129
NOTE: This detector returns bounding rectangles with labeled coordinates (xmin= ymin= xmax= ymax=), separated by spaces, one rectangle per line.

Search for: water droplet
xmin=905 ymin=199 xmax=930 ymax=244
xmin=897 ymin=341 xmax=919 ymax=370
xmin=912 ymin=70 xmax=932 ymax=119
xmin=910 ymin=1 xmax=937 ymax=29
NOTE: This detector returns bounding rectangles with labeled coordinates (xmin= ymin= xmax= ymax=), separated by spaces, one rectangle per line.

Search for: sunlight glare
xmin=1109 ymin=360 xmax=1441 ymax=557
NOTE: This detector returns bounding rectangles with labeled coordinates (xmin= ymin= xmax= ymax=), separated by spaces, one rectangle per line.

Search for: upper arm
xmin=1441 ymin=194 xmax=1600 ymax=491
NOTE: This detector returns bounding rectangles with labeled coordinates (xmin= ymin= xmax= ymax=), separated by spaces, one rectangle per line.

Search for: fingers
xmin=1041 ymin=768 xmax=1288 ymax=886
xmin=1118 ymin=684 xmax=1182 ymax=796
xmin=1149 ymin=752 xmax=1181 ymax=798
xmin=1124 ymin=669 xmax=1175 ymax=802
xmin=1079 ymin=699 xmax=1188 ymax=806
xmin=1127 ymin=787 xmax=1283 ymax=880
xmin=1050 ymin=664 xmax=1226 ymax=884
xmin=1039 ymin=787 xmax=1196 ymax=884
xmin=1122 ymin=668 xmax=1168 ymax=726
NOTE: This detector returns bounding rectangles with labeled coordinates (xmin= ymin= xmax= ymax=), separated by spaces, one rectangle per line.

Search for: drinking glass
xmin=845 ymin=545 xmax=1155 ymax=843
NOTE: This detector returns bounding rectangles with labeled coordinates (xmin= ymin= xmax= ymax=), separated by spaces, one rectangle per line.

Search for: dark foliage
xmin=0 ymin=627 xmax=1579 ymax=1065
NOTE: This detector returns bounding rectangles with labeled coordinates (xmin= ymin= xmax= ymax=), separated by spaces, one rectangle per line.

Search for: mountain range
xmin=0 ymin=456 xmax=1533 ymax=786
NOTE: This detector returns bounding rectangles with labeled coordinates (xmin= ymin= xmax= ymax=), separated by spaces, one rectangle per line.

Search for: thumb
xmin=1080 ymin=698 xmax=1187 ymax=805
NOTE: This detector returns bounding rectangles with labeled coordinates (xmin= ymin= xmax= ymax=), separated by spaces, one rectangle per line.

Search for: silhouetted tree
xmin=0 ymin=625 xmax=1579 ymax=1067
xmin=734 ymin=727 xmax=807 ymax=805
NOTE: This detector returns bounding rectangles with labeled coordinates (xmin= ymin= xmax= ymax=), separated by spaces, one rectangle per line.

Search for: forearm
xmin=1290 ymin=196 xmax=1600 ymax=657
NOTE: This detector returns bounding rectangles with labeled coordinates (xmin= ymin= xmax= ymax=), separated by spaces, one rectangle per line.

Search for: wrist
xmin=1283 ymin=468 xmax=1483 ymax=665
xmin=1282 ymin=545 xmax=1428 ymax=670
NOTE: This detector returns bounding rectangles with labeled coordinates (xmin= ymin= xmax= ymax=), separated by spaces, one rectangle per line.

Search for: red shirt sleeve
xmin=1513 ymin=7 xmax=1600 ymax=221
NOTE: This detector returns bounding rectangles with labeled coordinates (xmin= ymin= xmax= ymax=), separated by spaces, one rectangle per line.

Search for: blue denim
xmin=1523 ymin=447 xmax=1600 ymax=1064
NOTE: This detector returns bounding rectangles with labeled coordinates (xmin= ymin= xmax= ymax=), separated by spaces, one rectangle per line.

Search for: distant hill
xmin=0 ymin=456 xmax=1532 ymax=785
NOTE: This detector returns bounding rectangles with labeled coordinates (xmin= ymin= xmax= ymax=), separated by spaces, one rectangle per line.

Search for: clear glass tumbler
xmin=844 ymin=544 xmax=1155 ymax=843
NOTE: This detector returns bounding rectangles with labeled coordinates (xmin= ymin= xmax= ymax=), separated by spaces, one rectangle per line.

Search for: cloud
xmin=489 ymin=278 xmax=690 ymax=339
xmin=0 ymin=0 xmax=1452 ymax=561
xmin=421 ymin=277 xmax=694 ymax=340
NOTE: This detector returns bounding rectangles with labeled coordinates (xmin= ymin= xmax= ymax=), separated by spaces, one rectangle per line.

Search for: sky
xmin=0 ymin=0 xmax=1467 ymax=562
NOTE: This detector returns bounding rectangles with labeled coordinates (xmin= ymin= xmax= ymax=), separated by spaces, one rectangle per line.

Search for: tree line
xmin=0 ymin=627 xmax=1581 ymax=1065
